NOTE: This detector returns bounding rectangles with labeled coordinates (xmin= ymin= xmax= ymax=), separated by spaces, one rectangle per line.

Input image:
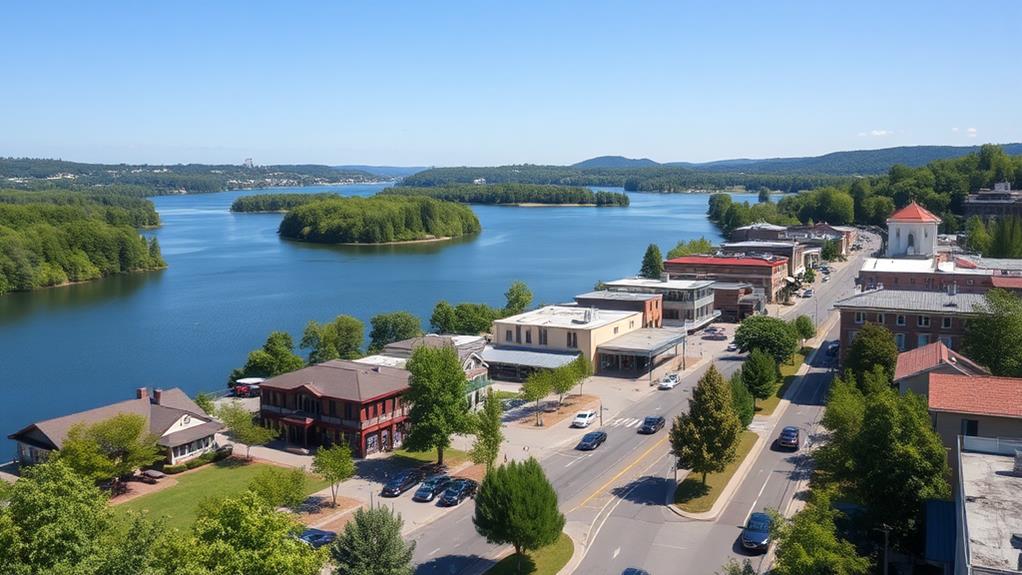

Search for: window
xmin=566 ymin=332 xmax=578 ymax=348
xmin=917 ymin=334 xmax=930 ymax=347
xmin=942 ymin=317 xmax=952 ymax=329
xmin=896 ymin=315 xmax=906 ymax=326
xmin=613 ymin=327 xmax=619 ymax=334
xmin=629 ymin=320 xmax=635 ymax=328
xmin=940 ymin=336 xmax=954 ymax=348
xmin=539 ymin=328 xmax=548 ymax=345
xmin=505 ymin=329 xmax=512 ymax=342
xmin=854 ymin=312 xmax=865 ymax=324
xmin=515 ymin=325 xmax=521 ymax=344
xmin=895 ymin=333 xmax=906 ymax=351
xmin=918 ymin=316 xmax=930 ymax=328
xmin=329 ymin=401 xmax=336 ymax=416
xmin=525 ymin=330 xmax=532 ymax=344
xmin=960 ymin=419 xmax=979 ymax=437
xmin=876 ymin=313 xmax=885 ymax=324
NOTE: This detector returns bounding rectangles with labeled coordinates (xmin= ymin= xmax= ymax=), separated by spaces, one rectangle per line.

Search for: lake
xmin=0 ymin=184 xmax=756 ymax=451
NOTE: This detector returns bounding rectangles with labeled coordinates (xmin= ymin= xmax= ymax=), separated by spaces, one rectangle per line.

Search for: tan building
xmin=491 ymin=305 xmax=642 ymax=364
xmin=664 ymin=254 xmax=789 ymax=302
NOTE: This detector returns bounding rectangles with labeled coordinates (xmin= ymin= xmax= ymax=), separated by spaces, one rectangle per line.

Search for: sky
xmin=2 ymin=1 xmax=1020 ymax=167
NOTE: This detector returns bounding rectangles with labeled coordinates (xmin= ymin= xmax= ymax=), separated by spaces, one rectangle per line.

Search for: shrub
xmin=164 ymin=463 xmax=187 ymax=474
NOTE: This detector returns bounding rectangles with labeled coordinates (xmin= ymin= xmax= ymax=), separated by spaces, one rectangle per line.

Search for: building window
xmin=505 ymin=329 xmax=512 ymax=342
xmin=539 ymin=328 xmax=548 ymax=345
xmin=960 ymin=419 xmax=979 ymax=437
xmin=515 ymin=325 xmax=521 ymax=344
xmin=918 ymin=316 xmax=930 ymax=328
xmin=876 ymin=313 xmax=885 ymax=324
xmin=566 ymin=332 xmax=578 ymax=348
xmin=895 ymin=333 xmax=906 ymax=351
xmin=854 ymin=312 xmax=865 ymax=324
xmin=896 ymin=315 xmax=906 ymax=326
xmin=613 ymin=327 xmax=619 ymax=334
xmin=629 ymin=320 xmax=634 ymax=328
xmin=940 ymin=336 xmax=954 ymax=348
xmin=942 ymin=317 xmax=952 ymax=329
xmin=917 ymin=334 xmax=930 ymax=347
xmin=525 ymin=330 xmax=532 ymax=344
xmin=329 ymin=401 xmax=336 ymax=416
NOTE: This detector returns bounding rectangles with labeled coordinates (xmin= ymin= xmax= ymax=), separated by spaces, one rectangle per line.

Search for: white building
xmin=887 ymin=201 xmax=941 ymax=258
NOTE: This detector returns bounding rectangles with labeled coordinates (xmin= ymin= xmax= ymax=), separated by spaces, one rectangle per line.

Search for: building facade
xmin=962 ymin=182 xmax=1022 ymax=221
xmin=260 ymin=360 xmax=410 ymax=457
xmin=602 ymin=277 xmax=716 ymax=329
xmin=490 ymin=305 xmax=642 ymax=364
xmin=664 ymin=254 xmax=789 ymax=302
xmin=711 ymin=282 xmax=765 ymax=322
xmin=886 ymin=201 xmax=940 ymax=258
xmin=574 ymin=290 xmax=663 ymax=328
xmin=719 ymin=240 xmax=809 ymax=277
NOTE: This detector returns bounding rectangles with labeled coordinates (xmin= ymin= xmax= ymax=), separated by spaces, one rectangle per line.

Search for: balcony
xmin=262 ymin=403 xmax=408 ymax=431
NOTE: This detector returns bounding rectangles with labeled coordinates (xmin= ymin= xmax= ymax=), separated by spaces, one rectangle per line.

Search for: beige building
xmin=491 ymin=305 xmax=642 ymax=364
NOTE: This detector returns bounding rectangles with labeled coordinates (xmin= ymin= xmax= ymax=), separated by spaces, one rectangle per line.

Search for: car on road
xmin=822 ymin=275 xmax=830 ymax=282
xmin=638 ymin=416 xmax=665 ymax=434
xmin=297 ymin=528 xmax=337 ymax=549
xmin=741 ymin=512 xmax=773 ymax=553
xmin=576 ymin=431 xmax=607 ymax=450
xmin=381 ymin=468 xmax=424 ymax=497
xmin=571 ymin=410 xmax=598 ymax=428
xmin=776 ymin=426 xmax=800 ymax=450
xmin=622 ymin=569 xmax=651 ymax=575
xmin=801 ymin=289 xmax=814 ymax=298
xmin=704 ymin=332 xmax=728 ymax=341
xmin=438 ymin=478 xmax=477 ymax=506
xmin=412 ymin=474 xmax=452 ymax=502
xmin=657 ymin=373 xmax=680 ymax=390
xmin=825 ymin=342 xmax=840 ymax=357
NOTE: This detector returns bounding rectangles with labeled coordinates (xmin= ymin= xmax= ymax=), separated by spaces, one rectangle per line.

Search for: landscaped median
xmin=755 ymin=348 xmax=809 ymax=417
xmin=672 ymin=430 xmax=759 ymax=514
xmin=485 ymin=533 xmax=574 ymax=575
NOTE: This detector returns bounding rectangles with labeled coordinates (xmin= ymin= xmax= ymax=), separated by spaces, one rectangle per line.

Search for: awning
xmin=282 ymin=416 xmax=315 ymax=427
xmin=597 ymin=328 xmax=686 ymax=357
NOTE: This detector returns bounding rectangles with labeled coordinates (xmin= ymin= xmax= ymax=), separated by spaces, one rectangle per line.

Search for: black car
xmin=412 ymin=474 xmax=452 ymax=502
xmin=622 ymin=569 xmax=651 ymax=575
xmin=777 ymin=426 xmax=800 ymax=450
xmin=740 ymin=512 xmax=773 ymax=553
xmin=439 ymin=478 xmax=477 ymax=506
xmin=638 ymin=416 xmax=665 ymax=434
xmin=381 ymin=469 xmax=424 ymax=497
xmin=576 ymin=431 xmax=607 ymax=451
xmin=298 ymin=528 xmax=337 ymax=549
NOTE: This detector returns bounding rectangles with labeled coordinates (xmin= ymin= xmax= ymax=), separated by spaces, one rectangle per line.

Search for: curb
xmin=665 ymin=433 xmax=765 ymax=521
xmin=556 ymin=531 xmax=584 ymax=575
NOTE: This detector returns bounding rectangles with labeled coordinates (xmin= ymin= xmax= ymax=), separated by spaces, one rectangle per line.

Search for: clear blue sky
xmin=2 ymin=1 xmax=1020 ymax=166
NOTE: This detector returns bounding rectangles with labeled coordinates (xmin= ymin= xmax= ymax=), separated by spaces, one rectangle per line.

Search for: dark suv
xmin=439 ymin=478 xmax=478 ymax=506
xmin=381 ymin=469 xmax=424 ymax=497
xmin=638 ymin=416 xmax=665 ymax=434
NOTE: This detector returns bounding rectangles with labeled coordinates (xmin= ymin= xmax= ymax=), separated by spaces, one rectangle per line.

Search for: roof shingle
xmin=929 ymin=374 xmax=1022 ymax=418
xmin=260 ymin=360 xmax=410 ymax=402
xmin=893 ymin=341 xmax=989 ymax=381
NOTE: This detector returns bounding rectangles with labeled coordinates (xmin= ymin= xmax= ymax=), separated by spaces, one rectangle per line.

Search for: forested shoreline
xmin=231 ymin=193 xmax=341 ymax=212
xmin=278 ymin=195 xmax=481 ymax=244
xmin=383 ymin=183 xmax=629 ymax=206
xmin=0 ymin=189 xmax=165 ymax=295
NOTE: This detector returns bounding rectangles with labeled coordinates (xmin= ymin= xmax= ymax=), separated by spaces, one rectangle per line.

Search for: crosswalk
xmin=606 ymin=417 xmax=644 ymax=428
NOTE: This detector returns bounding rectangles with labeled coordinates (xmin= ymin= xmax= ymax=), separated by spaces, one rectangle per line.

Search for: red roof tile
xmin=887 ymin=201 xmax=941 ymax=223
xmin=664 ymin=255 xmax=788 ymax=268
xmin=991 ymin=276 xmax=1022 ymax=289
xmin=929 ymin=374 xmax=1022 ymax=418
xmin=894 ymin=341 xmax=988 ymax=381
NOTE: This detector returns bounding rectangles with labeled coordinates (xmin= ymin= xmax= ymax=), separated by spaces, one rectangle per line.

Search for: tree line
xmin=277 ymin=195 xmax=481 ymax=244
xmin=230 ymin=192 xmax=342 ymax=212
xmin=382 ymin=183 xmax=629 ymax=206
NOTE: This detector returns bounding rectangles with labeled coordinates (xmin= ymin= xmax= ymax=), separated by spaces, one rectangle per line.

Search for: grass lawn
xmin=755 ymin=351 xmax=807 ymax=416
xmin=485 ymin=533 xmax=574 ymax=575
xmin=491 ymin=389 xmax=521 ymax=401
xmin=116 ymin=459 xmax=328 ymax=531
xmin=391 ymin=447 xmax=470 ymax=468
xmin=674 ymin=431 xmax=759 ymax=513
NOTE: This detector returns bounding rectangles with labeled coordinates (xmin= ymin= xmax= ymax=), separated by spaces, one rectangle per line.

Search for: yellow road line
xmin=569 ymin=435 xmax=669 ymax=512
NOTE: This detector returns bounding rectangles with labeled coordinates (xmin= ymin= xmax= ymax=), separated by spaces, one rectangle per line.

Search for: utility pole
xmin=873 ymin=524 xmax=890 ymax=575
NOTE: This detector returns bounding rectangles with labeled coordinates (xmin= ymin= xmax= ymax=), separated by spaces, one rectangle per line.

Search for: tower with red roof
xmin=886 ymin=201 xmax=941 ymax=258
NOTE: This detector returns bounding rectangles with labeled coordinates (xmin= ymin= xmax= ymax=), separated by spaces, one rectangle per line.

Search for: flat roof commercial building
xmin=720 ymin=240 xmax=810 ymax=277
xmin=574 ymin=290 xmax=663 ymax=328
xmin=664 ymin=254 xmax=789 ymax=302
xmin=954 ymin=435 xmax=1022 ymax=574
xmin=602 ymin=277 xmax=716 ymax=330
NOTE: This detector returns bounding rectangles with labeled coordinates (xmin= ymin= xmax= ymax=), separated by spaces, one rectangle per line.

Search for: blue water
xmin=0 ymin=184 xmax=756 ymax=454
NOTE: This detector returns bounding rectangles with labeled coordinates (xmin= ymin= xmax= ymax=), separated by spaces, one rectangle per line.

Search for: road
xmin=411 ymin=235 xmax=876 ymax=575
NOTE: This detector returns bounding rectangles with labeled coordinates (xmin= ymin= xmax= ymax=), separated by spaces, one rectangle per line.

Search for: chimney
xmin=136 ymin=387 xmax=148 ymax=400
xmin=153 ymin=388 xmax=163 ymax=405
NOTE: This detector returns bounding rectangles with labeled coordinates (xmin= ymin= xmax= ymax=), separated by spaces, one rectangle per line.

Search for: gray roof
xmin=481 ymin=346 xmax=579 ymax=369
xmin=597 ymin=328 xmax=687 ymax=356
xmin=970 ymin=257 xmax=1022 ymax=271
xmin=834 ymin=289 xmax=985 ymax=314
xmin=575 ymin=290 xmax=660 ymax=302
xmin=157 ymin=421 xmax=224 ymax=448
xmin=722 ymin=241 xmax=798 ymax=249
xmin=261 ymin=359 xmax=410 ymax=402
xmin=710 ymin=281 xmax=752 ymax=290
xmin=734 ymin=222 xmax=787 ymax=231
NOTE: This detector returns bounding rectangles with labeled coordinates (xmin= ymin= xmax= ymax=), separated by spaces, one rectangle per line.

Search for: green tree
xmin=469 ymin=388 xmax=504 ymax=472
xmin=312 ymin=443 xmax=356 ymax=508
xmin=964 ymin=288 xmax=1022 ymax=376
xmin=771 ymin=489 xmax=871 ymax=575
xmin=815 ymin=371 xmax=866 ymax=481
xmin=191 ymin=492 xmax=327 ymax=575
xmin=301 ymin=315 xmax=364 ymax=363
xmin=57 ymin=413 xmax=162 ymax=485
xmin=717 ymin=559 xmax=757 ymax=575
xmin=217 ymin=401 xmax=277 ymax=460
xmin=793 ymin=314 xmax=815 ymax=341
xmin=248 ymin=466 xmax=308 ymax=510
xmin=193 ymin=392 xmax=215 ymax=415
xmin=503 ymin=280 xmax=533 ymax=316
xmin=733 ymin=315 xmax=799 ymax=364
xmin=231 ymin=331 xmax=305 ymax=383
xmin=331 ymin=506 xmax=415 ymax=575
xmin=741 ymin=349 xmax=778 ymax=410
xmin=757 ymin=187 xmax=771 ymax=203
xmin=566 ymin=355 xmax=593 ymax=397
xmin=666 ymin=237 xmax=715 ymax=259
xmin=964 ymin=215 xmax=992 ymax=255
xmin=521 ymin=370 xmax=553 ymax=426
xmin=473 ymin=458 xmax=565 ymax=562
xmin=404 ymin=345 xmax=471 ymax=465
xmin=821 ymin=239 xmax=840 ymax=261
xmin=548 ymin=366 xmax=576 ymax=410
xmin=368 ymin=312 xmax=423 ymax=354
xmin=430 ymin=300 xmax=458 ymax=333
xmin=846 ymin=323 xmax=899 ymax=383
xmin=669 ymin=365 xmax=743 ymax=483
xmin=640 ymin=243 xmax=664 ymax=279
xmin=802 ymin=267 xmax=815 ymax=283
xmin=729 ymin=369 xmax=754 ymax=427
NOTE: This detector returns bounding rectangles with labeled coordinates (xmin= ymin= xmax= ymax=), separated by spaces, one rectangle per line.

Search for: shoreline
xmin=283 ymin=235 xmax=456 ymax=246
xmin=506 ymin=202 xmax=598 ymax=208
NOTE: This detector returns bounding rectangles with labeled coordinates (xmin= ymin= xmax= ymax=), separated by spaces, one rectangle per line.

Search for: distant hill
xmin=333 ymin=165 xmax=426 ymax=178
xmin=572 ymin=156 xmax=659 ymax=169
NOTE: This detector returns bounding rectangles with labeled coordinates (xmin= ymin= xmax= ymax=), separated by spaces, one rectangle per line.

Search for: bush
xmin=185 ymin=458 xmax=204 ymax=469
xmin=164 ymin=463 xmax=187 ymax=474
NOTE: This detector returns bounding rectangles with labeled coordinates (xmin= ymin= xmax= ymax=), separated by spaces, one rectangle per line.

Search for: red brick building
xmin=260 ymin=360 xmax=410 ymax=457
xmin=664 ymin=254 xmax=789 ymax=302
xmin=573 ymin=290 xmax=663 ymax=328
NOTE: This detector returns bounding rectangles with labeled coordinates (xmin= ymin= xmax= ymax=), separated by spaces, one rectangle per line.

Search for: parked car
xmin=658 ymin=373 xmax=680 ymax=390
xmin=822 ymin=275 xmax=830 ymax=282
xmin=501 ymin=398 xmax=527 ymax=411
xmin=234 ymin=376 xmax=264 ymax=397
xmin=576 ymin=431 xmax=607 ymax=451
xmin=741 ymin=512 xmax=773 ymax=553
xmin=622 ymin=570 xmax=651 ymax=575
xmin=413 ymin=474 xmax=452 ymax=502
xmin=439 ymin=478 xmax=477 ymax=506
xmin=571 ymin=410 xmax=598 ymax=428
xmin=825 ymin=342 xmax=840 ymax=357
xmin=381 ymin=469 xmax=424 ymax=497
xmin=298 ymin=528 xmax=337 ymax=549
xmin=638 ymin=416 xmax=665 ymax=434
xmin=801 ymin=289 xmax=814 ymax=298
xmin=704 ymin=332 xmax=728 ymax=341
xmin=776 ymin=426 xmax=800 ymax=450
xmin=726 ymin=342 xmax=739 ymax=352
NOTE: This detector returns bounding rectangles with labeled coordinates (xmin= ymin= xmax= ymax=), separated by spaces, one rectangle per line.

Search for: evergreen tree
xmin=669 ymin=365 xmax=743 ymax=483
xmin=473 ymin=458 xmax=565 ymax=560
xmin=470 ymin=388 xmax=504 ymax=472
xmin=964 ymin=215 xmax=992 ymax=255
xmin=331 ymin=506 xmax=415 ymax=575
xmin=845 ymin=323 xmax=899 ymax=383
xmin=640 ymin=244 xmax=664 ymax=279
xmin=729 ymin=369 xmax=754 ymax=427
xmin=741 ymin=349 xmax=778 ymax=410
xmin=404 ymin=345 xmax=471 ymax=465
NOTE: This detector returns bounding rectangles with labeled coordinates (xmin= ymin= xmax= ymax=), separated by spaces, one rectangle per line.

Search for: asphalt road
xmin=410 ymin=234 xmax=877 ymax=575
